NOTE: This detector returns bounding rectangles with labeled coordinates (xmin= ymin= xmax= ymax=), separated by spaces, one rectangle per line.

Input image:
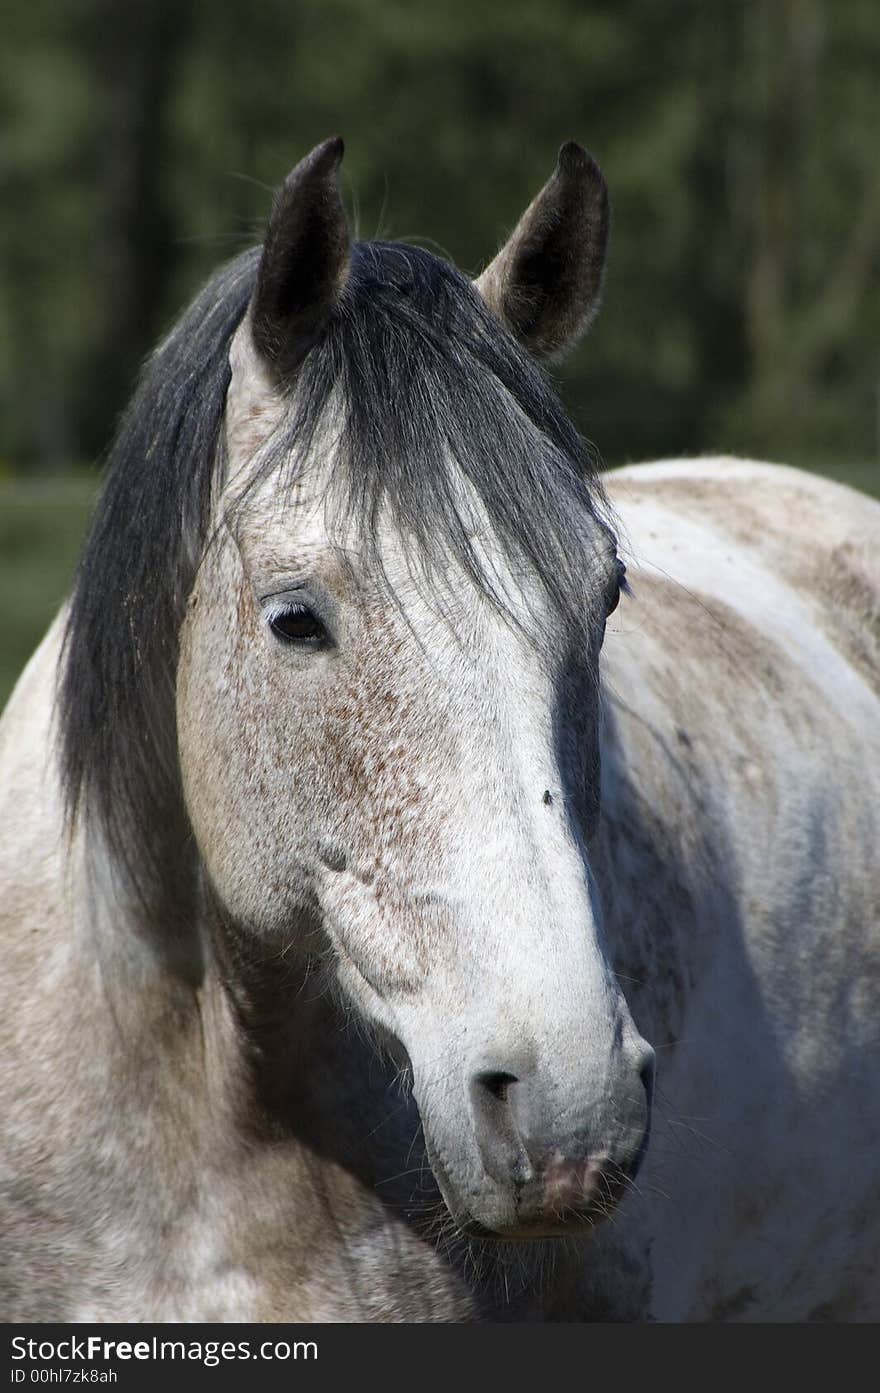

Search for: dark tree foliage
xmin=1 ymin=0 xmax=878 ymax=476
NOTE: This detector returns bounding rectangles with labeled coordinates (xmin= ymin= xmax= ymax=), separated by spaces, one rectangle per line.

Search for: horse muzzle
xmin=417 ymin=1046 xmax=655 ymax=1240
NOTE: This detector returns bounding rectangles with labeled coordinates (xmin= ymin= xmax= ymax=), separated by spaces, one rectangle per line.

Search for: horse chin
xmin=454 ymin=1210 xmax=605 ymax=1243
xmin=422 ymin=1133 xmax=615 ymax=1244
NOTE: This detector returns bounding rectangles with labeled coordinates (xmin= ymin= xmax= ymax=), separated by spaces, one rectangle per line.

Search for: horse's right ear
xmin=250 ymin=136 xmax=351 ymax=378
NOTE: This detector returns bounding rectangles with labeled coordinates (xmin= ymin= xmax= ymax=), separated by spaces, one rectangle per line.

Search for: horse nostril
xmin=638 ymin=1050 xmax=656 ymax=1107
xmin=625 ymin=1048 xmax=656 ymax=1185
xmin=474 ymin=1070 xmax=519 ymax=1104
xmin=468 ymin=1068 xmax=531 ymax=1186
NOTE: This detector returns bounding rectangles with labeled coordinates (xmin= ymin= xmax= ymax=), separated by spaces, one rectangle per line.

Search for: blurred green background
xmin=1 ymin=0 xmax=878 ymax=705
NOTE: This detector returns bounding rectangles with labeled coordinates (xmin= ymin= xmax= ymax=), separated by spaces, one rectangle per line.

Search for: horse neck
xmin=0 ymin=615 xmax=228 ymax=1118
xmin=0 ymin=618 xmax=214 ymax=1165
xmin=83 ymin=829 xmax=364 ymax=1154
xmin=83 ymin=825 xmax=398 ymax=1174
xmin=197 ymin=891 xmax=405 ymax=1162
xmin=200 ymin=893 xmax=317 ymax=1118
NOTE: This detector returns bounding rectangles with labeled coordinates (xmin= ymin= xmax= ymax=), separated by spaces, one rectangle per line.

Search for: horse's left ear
xmin=475 ymin=142 xmax=609 ymax=363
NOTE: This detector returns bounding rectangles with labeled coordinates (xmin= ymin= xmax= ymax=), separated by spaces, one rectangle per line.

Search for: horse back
xmin=598 ymin=458 xmax=880 ymax=1320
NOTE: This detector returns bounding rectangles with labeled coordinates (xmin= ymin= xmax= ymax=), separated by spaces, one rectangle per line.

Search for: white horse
xmin=1 ymin=138 xmax=877 ymax=1321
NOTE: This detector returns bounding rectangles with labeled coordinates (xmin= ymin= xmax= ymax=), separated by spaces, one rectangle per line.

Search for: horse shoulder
xmin=0 ymin=610 xmax=73 ymax=986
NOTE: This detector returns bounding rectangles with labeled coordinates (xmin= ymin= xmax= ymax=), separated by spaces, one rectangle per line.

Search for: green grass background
xmin=1 ymin=458 xmax=877 ymax=710
xmin=0 ymin=479 xmax=95 ymax=706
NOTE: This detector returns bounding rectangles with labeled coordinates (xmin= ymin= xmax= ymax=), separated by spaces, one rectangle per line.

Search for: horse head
xmin=77 ymin=138 xmax=655 ymax=1242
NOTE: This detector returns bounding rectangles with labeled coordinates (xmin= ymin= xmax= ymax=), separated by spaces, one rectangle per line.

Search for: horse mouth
xmin=423 ymin=1136 xmax=636 ymax=1242
xmin=455 ymin=1208 xmax=610 ymax=1242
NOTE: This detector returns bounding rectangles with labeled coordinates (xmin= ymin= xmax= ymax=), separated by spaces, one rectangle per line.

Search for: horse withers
xmin=1 ymin=138 xmax=878 ymax=1320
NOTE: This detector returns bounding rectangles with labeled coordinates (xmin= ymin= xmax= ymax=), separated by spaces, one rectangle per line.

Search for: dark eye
xmin=267 ymin=603 xmax=328 ymax=646
xmin=605 ymin=558 xmax=629 ymax=616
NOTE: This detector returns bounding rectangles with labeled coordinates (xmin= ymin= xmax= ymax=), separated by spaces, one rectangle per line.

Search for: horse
xmin=1 ymin=136 xmax=878 ymax=1322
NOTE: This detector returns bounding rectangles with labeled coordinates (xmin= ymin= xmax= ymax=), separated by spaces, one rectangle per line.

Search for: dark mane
xmin=60 ymin=240 xmax=610 ymax=903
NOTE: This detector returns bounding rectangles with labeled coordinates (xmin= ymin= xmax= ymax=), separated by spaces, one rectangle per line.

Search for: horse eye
xmin=267 ymin=604 xmax=327 ymax=645
xmin=606 ymin=558 xmax=628 ymax=616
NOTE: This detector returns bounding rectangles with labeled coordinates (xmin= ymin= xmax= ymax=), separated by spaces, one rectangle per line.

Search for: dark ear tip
xmin=286 ymin=135 xmax=345 ymax=189
xmin=557 ymin=140 xmax=588 ymax=170
xmin=556 ymin=141 xmax=605 ymax=191
xmin=319 ymin=134 xmax=345 ymax=168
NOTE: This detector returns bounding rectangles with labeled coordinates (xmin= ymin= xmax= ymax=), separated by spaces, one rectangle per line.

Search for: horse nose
xmin=467 ymin=1048 xmax=654 ymax=1210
